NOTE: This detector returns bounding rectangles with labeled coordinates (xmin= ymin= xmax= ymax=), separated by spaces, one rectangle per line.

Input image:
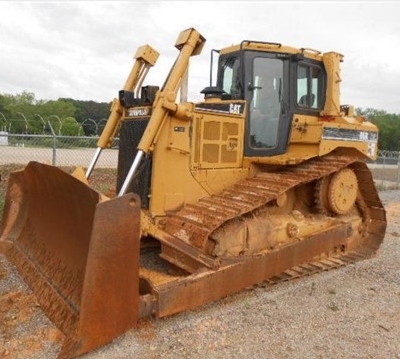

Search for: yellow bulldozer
xmin=0 ymin=28 xmax=386 ymax=358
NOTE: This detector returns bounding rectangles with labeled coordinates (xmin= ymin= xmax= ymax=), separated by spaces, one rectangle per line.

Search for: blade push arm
xmin=118 ymin=28 xmax=206 ymax=196
xmin=86 ymin=45 xmax=160 ymax=178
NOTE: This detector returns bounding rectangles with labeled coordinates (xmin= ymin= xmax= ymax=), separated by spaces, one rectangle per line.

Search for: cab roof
xmin=219 ymin=41 xmax=342 ymax=62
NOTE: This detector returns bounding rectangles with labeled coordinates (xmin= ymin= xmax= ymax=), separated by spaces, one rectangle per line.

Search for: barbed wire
xmin=379 ymin=150 xmax=400 ymax=158
xmin=0 ymin=112 xmax=107 ymax=136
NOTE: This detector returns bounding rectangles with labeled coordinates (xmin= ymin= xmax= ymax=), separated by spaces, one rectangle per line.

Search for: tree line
xmin=357 ymin=108 xmax=400 ymax=152
xmin=0 ymin=91 xmax=399 ymax=151
xmin=0 ymin=91 xmax=110 ymax=136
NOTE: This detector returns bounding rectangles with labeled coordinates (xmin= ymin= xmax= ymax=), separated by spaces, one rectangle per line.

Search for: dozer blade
xmin=0 ymin=161 xmax=141 ymax=359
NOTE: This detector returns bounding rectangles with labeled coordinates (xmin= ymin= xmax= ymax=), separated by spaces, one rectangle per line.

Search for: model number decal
xmin=322 ymin=128 xmax=378 ymax=142
xmin=358 ymin=131 xmax=370 ymax=141
xmin=127 ymin=108 xmax=150 ymax=117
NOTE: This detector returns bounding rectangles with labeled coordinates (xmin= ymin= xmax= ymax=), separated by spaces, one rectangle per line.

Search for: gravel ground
xmin=1 ymin=189 xmax=400 ymax=359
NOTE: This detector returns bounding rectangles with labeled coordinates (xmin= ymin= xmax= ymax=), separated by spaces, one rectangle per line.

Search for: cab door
xmin=244 ymin=53 xmax=291 ymax=157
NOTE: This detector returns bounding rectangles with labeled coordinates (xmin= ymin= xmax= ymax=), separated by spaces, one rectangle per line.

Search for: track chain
xmin=165 ymin=154 xmax=387 ymax=280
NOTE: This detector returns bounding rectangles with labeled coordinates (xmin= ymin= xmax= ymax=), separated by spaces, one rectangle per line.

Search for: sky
xmin=1 ymin=1 xmax=400 ymax=114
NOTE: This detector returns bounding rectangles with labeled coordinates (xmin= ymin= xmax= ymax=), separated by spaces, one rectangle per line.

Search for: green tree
xmin=62 ymin=116 xmax=82 ymax=136
xmin=61 ymin=98 xmax=111 ymax=135
xmin=37 ymin=100 xmax=77 ymax=134
xmin=357 ymin=108 xmax=400 ymax=151
xmin=0 ymin=91 xmax=77 ymax=134
xmin=0 ymin=94 xmax=11 ymax=120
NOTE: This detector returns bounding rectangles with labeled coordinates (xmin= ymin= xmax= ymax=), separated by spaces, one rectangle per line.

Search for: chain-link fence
xmin=0 ymin=131 xmax=399 ymax=189
xmin=369 ymin=150 xmax=400 ymax=190
xmin=0 ymin=132 xmax=118 ymax=168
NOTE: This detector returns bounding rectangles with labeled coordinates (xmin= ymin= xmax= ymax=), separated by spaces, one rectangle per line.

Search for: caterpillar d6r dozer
xmin=0 ymin=28 xmax=387 ymax=358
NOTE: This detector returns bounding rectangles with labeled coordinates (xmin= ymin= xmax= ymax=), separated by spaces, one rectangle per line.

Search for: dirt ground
xmin=0 ymin=290 xmax=63 ymax=358
xmin=0 ymin=165 xmax=399 ymax=359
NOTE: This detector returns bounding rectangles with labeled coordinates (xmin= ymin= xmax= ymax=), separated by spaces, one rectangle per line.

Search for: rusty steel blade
xmin=0 ymin=162 xmax=141 ymax=359
xmin=1 ymin=162 xmax=100 ymax=333
xmin=59 ymin=192 xmax=141 ymax=359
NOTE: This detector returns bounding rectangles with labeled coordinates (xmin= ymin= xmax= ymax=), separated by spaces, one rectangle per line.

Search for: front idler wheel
xmin=315 ymin=168 xmax=358 ymax=215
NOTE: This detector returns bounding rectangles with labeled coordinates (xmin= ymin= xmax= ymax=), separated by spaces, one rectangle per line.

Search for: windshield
xmin=218 ymin=55 xmax=242 ymax=99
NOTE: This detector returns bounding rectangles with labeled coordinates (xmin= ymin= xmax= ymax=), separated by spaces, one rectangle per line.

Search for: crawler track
xmin=163 ymin=154 xmax=387 ymax=282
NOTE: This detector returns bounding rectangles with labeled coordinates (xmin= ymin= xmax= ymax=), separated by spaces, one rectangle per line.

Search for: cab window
xmin=296 ymin=64 xmax=323 ymax=109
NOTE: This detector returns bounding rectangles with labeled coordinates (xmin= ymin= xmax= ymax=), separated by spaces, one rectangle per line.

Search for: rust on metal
xmin=59 ymin=193 xmax=141 ymax=359
xmin=1 ymin=162 xmax=100 ymax=334
xmin=155 ymin=223 xmax=349 ymax=318
xmin=0 ymin=162 xmax=142 ymax=359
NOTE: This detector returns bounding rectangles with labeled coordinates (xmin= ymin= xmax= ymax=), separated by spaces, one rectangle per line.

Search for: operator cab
xmin=214 ymin=42 xmax=326 ymax=157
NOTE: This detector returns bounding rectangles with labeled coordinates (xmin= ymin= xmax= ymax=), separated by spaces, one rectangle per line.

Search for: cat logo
xmin=229 ymin=103 xmax=242 ymax=114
